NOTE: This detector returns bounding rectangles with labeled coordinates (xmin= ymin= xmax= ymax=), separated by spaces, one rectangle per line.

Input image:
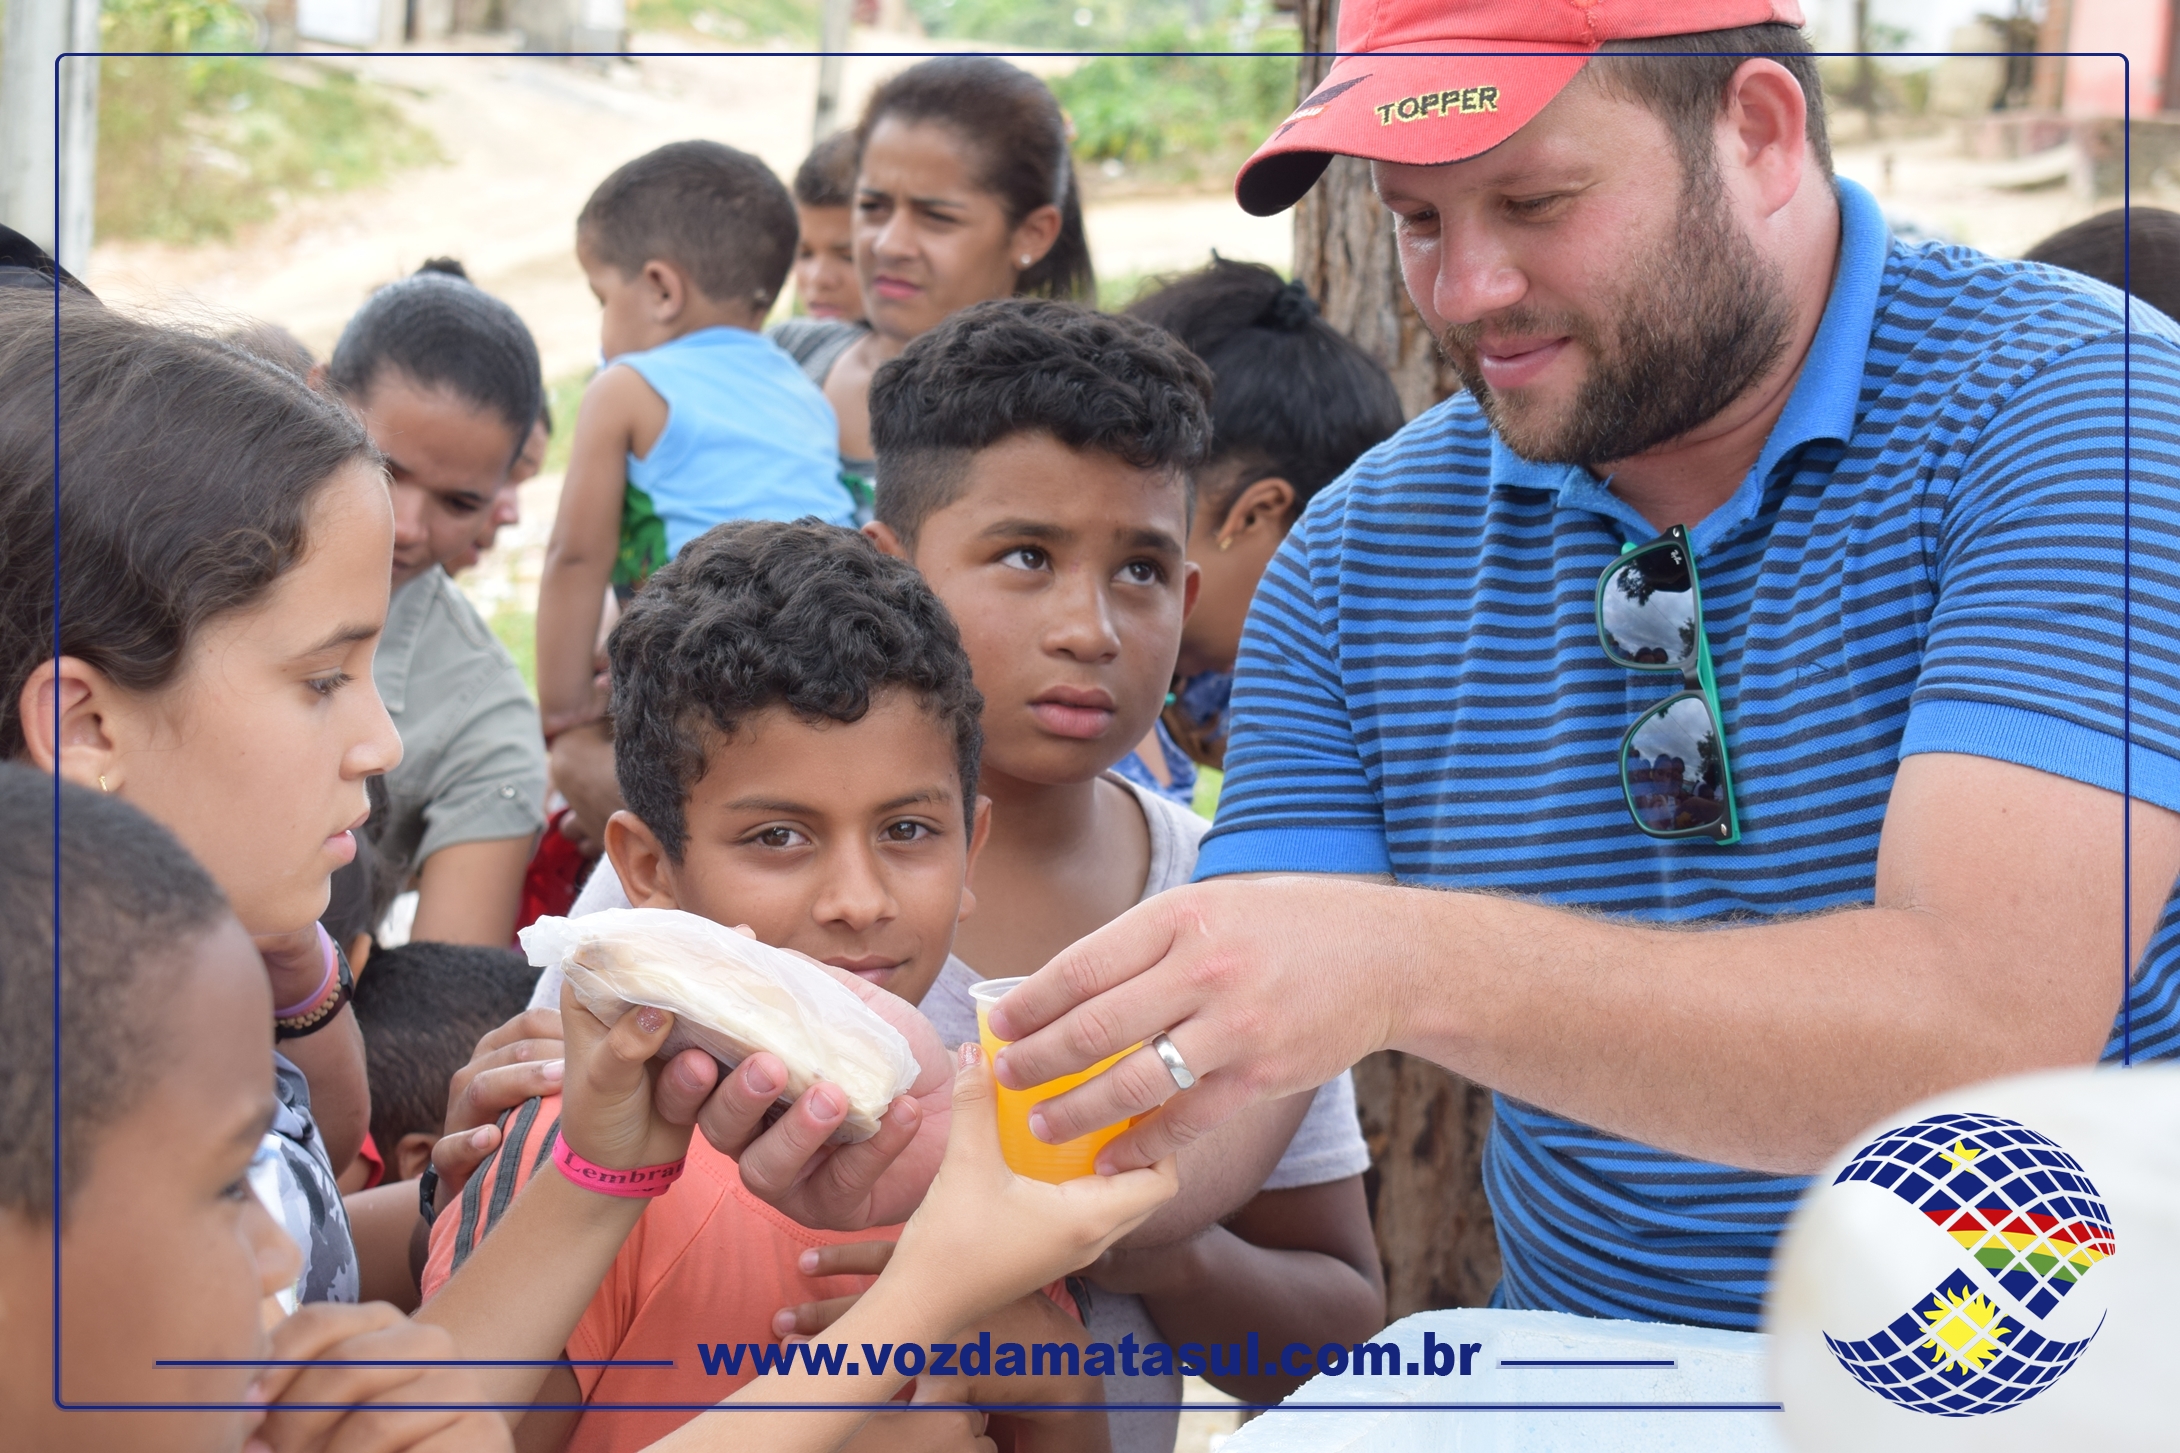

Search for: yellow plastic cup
xmin=970 ymin=975 xmax=1139 ymax=1183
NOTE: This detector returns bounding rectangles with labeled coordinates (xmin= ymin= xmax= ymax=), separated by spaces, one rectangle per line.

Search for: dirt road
xmin=82 ymin=34 xmax=1293 ymax=378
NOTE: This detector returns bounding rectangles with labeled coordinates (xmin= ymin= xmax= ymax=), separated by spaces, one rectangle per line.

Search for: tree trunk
xmin=1289 ymin=0 xmax=1463 ymax=418
xmin=1290 ymin=0 xmax=1502 ymax=1318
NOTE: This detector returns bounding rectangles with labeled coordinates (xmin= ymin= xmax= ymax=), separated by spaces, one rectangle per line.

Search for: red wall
xmin=2065 ymin=0 xmax=2173 ymax=116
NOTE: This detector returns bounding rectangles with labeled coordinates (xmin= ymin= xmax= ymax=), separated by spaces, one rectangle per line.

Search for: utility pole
xmin=0 ymin=0 xmax=102 ymax=271
xmin=1850 ymin=0 xmax=1878 ymax=132
xmin=813 ymin=0 xmax=853 ymax=144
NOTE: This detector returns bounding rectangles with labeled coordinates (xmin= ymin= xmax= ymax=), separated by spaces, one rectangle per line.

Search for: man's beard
xmin=1440 ymin=171 xmax=1795 ymax=469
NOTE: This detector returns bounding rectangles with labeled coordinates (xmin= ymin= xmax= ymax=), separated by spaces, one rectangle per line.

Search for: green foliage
xmin=626 ymin=0 xmax=819 ymax=43
xmin=913 ymin=0 xmax=1209 ymax=52
xmin=1096 ymin=268 xmax=1153 ymax=311
xmin=96 ymin=0 xmax=443 ymax=243
xmin=105 ymin=0 xmax=257 ymax=49
xmin=1052 ymin=21 xmax=1298 ymax=186
xmin=491 ymin=601 xmax=538 ymax=696
xmin=541 ymin=369 xmax=595 ymax=479
xmin=1191 ymin=764 xmax=1220 ymax=820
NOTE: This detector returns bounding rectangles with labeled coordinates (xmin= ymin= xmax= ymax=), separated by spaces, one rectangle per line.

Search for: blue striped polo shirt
xmin=1195 ymin=178 xmax=2180 ymax=1330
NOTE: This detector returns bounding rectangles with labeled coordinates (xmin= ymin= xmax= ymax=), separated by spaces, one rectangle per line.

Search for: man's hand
xmin=244 ymin=1303 xmax=511 ymax=1453
xmin=988 ymin=875 xmax=1401 ymax=1169
xmin=653 ymin=959 xmax=956 ymax=1230
xmin=992 ymin=756 xmax=2180 ymax=1176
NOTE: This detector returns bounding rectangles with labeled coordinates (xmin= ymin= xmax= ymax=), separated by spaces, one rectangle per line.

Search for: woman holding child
xmin=773 ymin=54 xmax=1097 ymax=492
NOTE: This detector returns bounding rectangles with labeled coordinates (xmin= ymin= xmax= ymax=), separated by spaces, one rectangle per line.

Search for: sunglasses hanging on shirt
xmin=1595 ymin=525 xmax=1742 ymax=844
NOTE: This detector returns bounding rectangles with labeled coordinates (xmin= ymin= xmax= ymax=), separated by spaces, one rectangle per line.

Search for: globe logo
xmin=1821 ymin=1111 xmax=2116 ymax=1416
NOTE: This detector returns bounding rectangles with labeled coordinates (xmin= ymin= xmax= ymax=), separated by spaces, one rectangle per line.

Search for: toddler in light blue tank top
xmin=612 ymin=326 xmax=853 ymax=590
xmin=539 ymin=141 xmax=862 ymax=738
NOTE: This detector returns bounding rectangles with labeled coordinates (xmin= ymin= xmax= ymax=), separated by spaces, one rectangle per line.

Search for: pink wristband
xmin=272 ymin=924 xmax=340 ymax=1019
xmin=551 ymin=1136 xmax=685 ymax=1198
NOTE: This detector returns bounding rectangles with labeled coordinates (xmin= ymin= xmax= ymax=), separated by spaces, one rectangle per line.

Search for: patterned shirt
xmin=1195 ymin=178 xmax=2180 ymax=1329
xmin=265 ymin=1054 xmax=359 ymax=1305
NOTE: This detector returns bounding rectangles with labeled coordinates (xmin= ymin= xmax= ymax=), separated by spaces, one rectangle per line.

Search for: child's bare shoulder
xmin=574 ymin=363 xmax=667 ymax=454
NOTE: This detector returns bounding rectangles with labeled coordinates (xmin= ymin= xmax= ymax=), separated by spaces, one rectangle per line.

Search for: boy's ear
xmin=957 ymin=794 xmax=994 ymax=924
xmin=642 ymin=259 xmax=690 ymax=325
xmin=1218 ymin=475 xmax=1299 ymax=544
xmin=863 ymin=520 xmax=911 ymax=561
xmin=16 ymin=657 xmax=128 ymax=794
xmin=393 ymin=1131 xmax=438 ymax=1183
xmin=604 ymin=808 xmax=682 ymax=910
xmin=1180 ymin=560 xmax=1202 ymax=623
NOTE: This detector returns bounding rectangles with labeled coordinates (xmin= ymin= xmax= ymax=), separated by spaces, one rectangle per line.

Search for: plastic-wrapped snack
xmin=520 ymin=908 xmax=919 ymax=1143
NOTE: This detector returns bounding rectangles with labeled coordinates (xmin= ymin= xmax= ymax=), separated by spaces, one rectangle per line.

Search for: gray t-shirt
xmin=371 ymin=567 xmax=547 ymax=883
xmin=765 ymin=317 xmax=876 ymax=493
xmin=542 ymin=774 xmax=1370 ymax=1453
xmin=767 ymin=316 xmax=866 ymax=390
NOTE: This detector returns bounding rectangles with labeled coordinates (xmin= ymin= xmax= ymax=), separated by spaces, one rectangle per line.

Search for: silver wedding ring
xmin=1150 ymin=1031 xmax=1196 ymax=1091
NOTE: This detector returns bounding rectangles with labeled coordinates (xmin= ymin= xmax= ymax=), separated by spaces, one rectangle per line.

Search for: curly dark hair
xmin=609 ymin=519 xmax=983 ymax=861
xmin=869 ymin=298 xmax=1215 ymax=547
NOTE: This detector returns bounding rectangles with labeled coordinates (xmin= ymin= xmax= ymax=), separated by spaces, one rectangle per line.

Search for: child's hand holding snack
xmin=555 ymin=980 xmax=699 ymax=1175
xmin=646 ymin=1045 xmax=1171 ymax=1452
xmin=667 ymin=948 xmax=957 ymax=1231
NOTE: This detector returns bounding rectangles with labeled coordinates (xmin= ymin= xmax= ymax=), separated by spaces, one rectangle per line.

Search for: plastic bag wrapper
xmin=520 ymin=908 xmax=918 ymax=1143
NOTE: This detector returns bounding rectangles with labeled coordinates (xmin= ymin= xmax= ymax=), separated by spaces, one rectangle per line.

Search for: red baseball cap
xmin=1235 ymin=0 xmax=1807 ymax=216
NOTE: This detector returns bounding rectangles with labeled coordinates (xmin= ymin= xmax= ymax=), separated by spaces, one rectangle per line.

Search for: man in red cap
xmin=985 ymin=2 xmax=2180 ymax=1330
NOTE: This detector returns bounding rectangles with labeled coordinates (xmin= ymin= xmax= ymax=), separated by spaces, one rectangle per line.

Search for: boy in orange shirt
xmin=424 ymin=520 xmax=1105 ymax=1452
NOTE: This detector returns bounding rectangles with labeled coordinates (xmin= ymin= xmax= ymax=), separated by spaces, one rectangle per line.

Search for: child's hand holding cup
xmin=884 ymin=1040 xmax=1177 ymax=1333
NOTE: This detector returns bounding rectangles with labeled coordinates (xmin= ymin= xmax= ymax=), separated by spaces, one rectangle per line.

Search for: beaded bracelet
xmin=274 ymin=926 xmax=352 ymax=1041
xmin=272 ymin=924 xmax=339 ymax=1018
xmin=551 ymin=1136 xmax=685 ymax=1198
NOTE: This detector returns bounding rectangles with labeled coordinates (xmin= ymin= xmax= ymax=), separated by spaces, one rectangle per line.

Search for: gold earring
xmin=1215 ymin=535 xmax=1234 ymax=553
xmin=97 ymin=774 xmax=111 ymax=793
